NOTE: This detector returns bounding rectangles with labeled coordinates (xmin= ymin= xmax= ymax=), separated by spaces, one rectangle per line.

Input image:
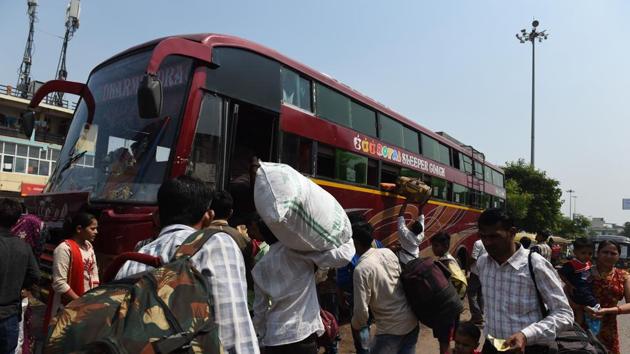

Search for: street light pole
xmin=572 ymin=195 xmax=578 ymax=219
xmin=516 ymin=20 xmax=549 ymax=167
xmin=566 ymin=189 xmax=575 ymax=220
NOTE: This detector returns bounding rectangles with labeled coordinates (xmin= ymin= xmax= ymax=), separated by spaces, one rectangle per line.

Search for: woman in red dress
xmin=590 ymin=240 xmax=630 ymax=354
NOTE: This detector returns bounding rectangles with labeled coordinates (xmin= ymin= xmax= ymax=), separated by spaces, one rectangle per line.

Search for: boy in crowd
xmin=117 ymin=176 xmax=259 ymax=354
xmin=352 ymin=219 xmax=418 ymax=354
xmin=397 ymin=201 xmax=425 ymax=265
xmin=453 ymin=321 xmax=482 ymax=354
xmin=0 ymin=198 xmax=40 ymax=353
xmin=531 ymin=230 xmax=552 ymax=261
xmin=559 ymin=237 xmax=600 ymax=327
xmin=430 ymin=231 xmax=467 ymax=353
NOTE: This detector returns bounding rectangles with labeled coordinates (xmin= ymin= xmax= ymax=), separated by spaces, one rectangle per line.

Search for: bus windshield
xmin=46 ymin=50 xmax=193 ymax=203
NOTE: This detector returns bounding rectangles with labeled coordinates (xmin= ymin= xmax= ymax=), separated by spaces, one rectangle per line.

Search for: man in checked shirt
xmin=476 ymin=209 xmax=573 ymax=354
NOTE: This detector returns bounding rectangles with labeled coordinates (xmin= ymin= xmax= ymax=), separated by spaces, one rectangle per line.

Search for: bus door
xmin=226 ymin=100 xmax=279 ymax=220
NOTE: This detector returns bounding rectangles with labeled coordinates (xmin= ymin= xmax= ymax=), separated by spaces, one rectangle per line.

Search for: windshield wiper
xmin=57 ymin=150 xmax=87 ymax=176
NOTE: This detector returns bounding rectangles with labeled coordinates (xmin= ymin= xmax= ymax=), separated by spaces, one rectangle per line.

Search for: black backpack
xmin=400 ymin=257 xmax=463 ymax=328
xmin=528 ymin=252 xmax=608 ymax=354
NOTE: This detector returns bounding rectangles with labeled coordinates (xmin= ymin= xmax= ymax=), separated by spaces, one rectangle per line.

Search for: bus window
xmin=315 ymin=84 xmax=350 ymax=127
xmin=452 ymin=183 xmax=468 ymax=205
xmin=379 ymin=114 xmax=403 ymax=148
xmin=421 ymin=134 xmax=450 ymax=166
xmin=401 ymin=168 xmax=422 ymax=179
xmin=403 ymin=126 xmax=419 ymax=154
xmin=381 ymin=163 xmax=400 ymax=184
xmin=351 ymin=101 xmax=377 ymax=137
xmin=492 ymin=170 xmax=504 ymax=187
xmin=474 ymin=160 xmax=483 ymax=180
xmin=367 ymin=159 xmax=378 ymax=186
xmin=281 ymin=68 xmax=312 ymax=112
xmin=316 ymin=144 xmax=335 ymax=179
xmin=430 ymin=177 xmax=450 ymax=200
xmin=187 ymin=94 xmax=223 ymax=189
xmin=484 ymin=166 xmax=493 ymax=183
xmin=281 ymin=133 xmax=312 ymax=174
xmin=461 ymin=154 xmax=473 ymax=174
xmin=335 ymin=150 xmax=368 ymax=185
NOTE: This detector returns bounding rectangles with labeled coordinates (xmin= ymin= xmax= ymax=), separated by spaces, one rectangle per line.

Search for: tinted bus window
xmin=453 ymin=184 xmax=468 ymax=204
xmin=379 ymin=114 xmax=403 ymax=147
xmin=484 ymin=166 xmax=492 ymax=183
xmin=367 ymin=159 xmax=378 ymax=186
xmin=461 ymin=154 xmax=473 ymax=174
xmin=316 ymin=84 xmax=350 ymax=127
xmin=316 ymin=144 xmax=335 ymax=178
xmin=403 ymin=126 xmax=419 ymax=153
xmin=401 ymin=168 xmax=422 ymax=179
xmin=381 ymin=163 xmax=400 ymax=184
xmin=335 ymin=150 xmax=368 ymax=185
xmin=431 ymin=177 xmax=450 ymax=200
xmin=351 ymin=101 xmax=377 ymax=137
xmin=282 ymin=133 xmax=313 ymax=174
xmin=422 ymin=134 xmax=450 ymax=166
xmin=281 ymin=68 xmax=311 ymax=112
xmin=492 ymin=170 xmax=504 ymax=187
xmin=474 ymin=161 xmax=483 ymax=179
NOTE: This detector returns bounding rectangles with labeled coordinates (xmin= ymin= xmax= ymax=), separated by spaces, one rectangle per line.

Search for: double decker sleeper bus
xmin=23 ymin=34 xmax=505 ymax=287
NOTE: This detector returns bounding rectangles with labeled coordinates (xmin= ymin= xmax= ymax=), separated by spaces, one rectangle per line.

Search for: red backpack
xmin=317 ymin=309 xmax=339 ymax=347
xmin=400 ymin=257 xmax=463 ymax=328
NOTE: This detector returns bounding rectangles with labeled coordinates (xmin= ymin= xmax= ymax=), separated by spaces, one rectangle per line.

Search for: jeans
xmin=264 ymin=333 xmax=318 ymax=354
xmin=370 ymin=325 xmax=419 ymax=354
xmin=467 ymin=273 xmax=484 ymax=326
xmin=0 ymin=314 xmax=20 ymax=354
xmin=352 ymin=326 xmax=370 ymax=354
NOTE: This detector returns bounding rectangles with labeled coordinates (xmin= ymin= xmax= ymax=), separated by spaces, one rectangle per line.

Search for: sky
xmin=1 ymin=0 xmax=629 ymax=225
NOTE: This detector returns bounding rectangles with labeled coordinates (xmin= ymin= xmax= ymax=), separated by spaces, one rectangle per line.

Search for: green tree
xmin=620 ymin=222 xmax=630 ymax=237
xmin=505 ymin=179 xmax=532 ymax=223
xmin=555 ymin=214 xmax=591 ymax=238
xmin=504 ymin=159 xmax=563 ymax=233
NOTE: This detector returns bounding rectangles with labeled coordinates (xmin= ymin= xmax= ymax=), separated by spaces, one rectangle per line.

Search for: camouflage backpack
xmin=45 ymin=229 xmax=224 ymax=354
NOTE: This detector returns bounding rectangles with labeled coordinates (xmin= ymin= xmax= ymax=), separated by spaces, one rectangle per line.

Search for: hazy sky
xmin=1 ymin=0 xmax=629 ymax=224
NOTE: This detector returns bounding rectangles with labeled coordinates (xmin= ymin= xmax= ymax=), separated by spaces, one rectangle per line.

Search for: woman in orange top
xmin=43 ymin=212 xmax=99 ymax=331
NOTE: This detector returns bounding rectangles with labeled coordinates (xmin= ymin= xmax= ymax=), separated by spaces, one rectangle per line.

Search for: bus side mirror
xmin=20 ymin=110 xmax=36 ymax=139
xmin=138 ymin=74 xmax=162 ymax=118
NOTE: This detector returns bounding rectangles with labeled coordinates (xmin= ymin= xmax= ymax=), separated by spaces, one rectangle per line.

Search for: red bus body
xmin=25 ymin=34 xmax=504 ymax=279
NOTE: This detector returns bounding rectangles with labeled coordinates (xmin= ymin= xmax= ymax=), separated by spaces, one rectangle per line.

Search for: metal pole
xmin=569 ymin=192 xmax=572 ymax=220
xmin=531 ymin=38 xmax=535 ymax=167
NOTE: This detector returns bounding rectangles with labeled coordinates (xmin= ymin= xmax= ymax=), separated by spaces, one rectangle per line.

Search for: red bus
xmin=22 ymin=33 xmax=505 ymax=282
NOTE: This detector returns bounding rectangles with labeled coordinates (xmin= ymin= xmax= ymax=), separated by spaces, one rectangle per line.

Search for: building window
xmin=0 ymin=141 xmax=70 ymax=177
xmin=281 ymin=68 xmax=312 ymax=112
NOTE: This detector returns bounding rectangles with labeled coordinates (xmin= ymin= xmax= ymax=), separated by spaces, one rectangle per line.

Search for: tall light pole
xmin=572 ymin=195 xmax=578 ymax=219
xmin=566 ymin=189 xmax=575 ymax=220
xmin=516 ymin=20 xmax=549 ymax=167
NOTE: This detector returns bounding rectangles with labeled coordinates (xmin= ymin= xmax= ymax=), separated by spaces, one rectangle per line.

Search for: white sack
xmin=254 ymin=162 xmax=352 ymax=251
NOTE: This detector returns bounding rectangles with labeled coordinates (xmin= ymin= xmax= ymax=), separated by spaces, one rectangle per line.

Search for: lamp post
xmin=516 ymin=20 xmax=549 ymax=167
xmin=572 ymin=195 xmax=578 ymax=219
xmin=566 ymin=189 xmax=575 ymax=220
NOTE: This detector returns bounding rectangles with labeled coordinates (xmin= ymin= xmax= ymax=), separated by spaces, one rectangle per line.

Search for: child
xmin=43 ymin=212 xmax=99 ymax=330
xmin=430 ymin=232 xmax=468 ymax=354
xmin=453 ymin=321 xmax=481 ymax=354
xmin=559 ymin=237 xmax=600 ymax=327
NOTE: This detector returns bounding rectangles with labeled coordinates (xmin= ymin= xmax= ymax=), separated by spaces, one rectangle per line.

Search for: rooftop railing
xmin=0 ymin=84 xmax=77 ymax=110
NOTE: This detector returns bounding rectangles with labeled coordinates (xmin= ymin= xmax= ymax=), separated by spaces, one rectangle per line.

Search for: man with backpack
xmin=117 ymin=176 xmax=259 ymax=354
xmin=431 ymin=231 xmax=468 ymax=354
xmin=476 ymin=209 xmax=572 ymax=354
xmin=351 ymin=219 xmax=418 ymax=354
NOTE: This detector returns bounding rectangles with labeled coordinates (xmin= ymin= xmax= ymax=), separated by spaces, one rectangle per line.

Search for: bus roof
xmin=101 ymin=33 xmax=503 ymax=172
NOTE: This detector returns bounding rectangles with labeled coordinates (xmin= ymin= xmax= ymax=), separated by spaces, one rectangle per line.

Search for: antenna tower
xmin=17 ymin=0 xmax=38 ymax=99
xmin=52 ymin=0 xmax=80 ymax=106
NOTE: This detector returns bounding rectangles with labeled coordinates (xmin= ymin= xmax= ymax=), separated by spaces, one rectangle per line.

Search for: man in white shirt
xmin=476 ymin=209 xmax=573 ymax=354
xmin=467 ymin=238 xmax=486 ymax=327
xmin=396 ymin=201 xmax=425 ymax=265
xmin=352 ymin=220 xmax=418 ymax=354
xmin=116 ymin=176 xmax=259 ymax=354
xmin=252 ymin=218 xmax=354 ymax=353
xmin=531 ymin=230 xmax=552 ymax=262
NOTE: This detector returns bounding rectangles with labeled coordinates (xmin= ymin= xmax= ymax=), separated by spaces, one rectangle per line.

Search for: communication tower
xmin=17 ymin=0 xmax=38 ymax=99
xmin=52 ymin=0 xmax=80 ymax=106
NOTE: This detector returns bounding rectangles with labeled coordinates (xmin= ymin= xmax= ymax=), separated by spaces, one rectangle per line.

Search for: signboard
xmin=20 ymin=183 xmax=45 ymax=197
xmin=623 ymin=198 xmax=630 ymax=210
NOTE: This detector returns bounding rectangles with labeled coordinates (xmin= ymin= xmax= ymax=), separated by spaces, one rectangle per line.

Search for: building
xmin=589 ymin=217 xmax=625 ymax=236
xmin=0 ymin=83 xmax=74 ymax=198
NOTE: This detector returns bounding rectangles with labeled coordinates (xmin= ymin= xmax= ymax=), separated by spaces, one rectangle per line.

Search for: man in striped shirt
xmin=116 ymin=176 xmax=259 ymax=354
xmin=476 ymin=209 xmax=573 ymax=354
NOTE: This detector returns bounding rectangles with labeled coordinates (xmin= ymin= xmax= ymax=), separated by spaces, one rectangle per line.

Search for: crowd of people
xmin=1 ymin=174 xmax=630 ymax=354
